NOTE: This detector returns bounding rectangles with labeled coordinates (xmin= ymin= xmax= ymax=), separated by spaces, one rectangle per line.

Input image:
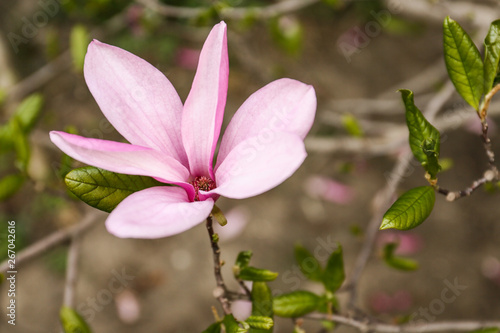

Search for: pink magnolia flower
xmin=50 ymin=22 xmax=316 ymax=238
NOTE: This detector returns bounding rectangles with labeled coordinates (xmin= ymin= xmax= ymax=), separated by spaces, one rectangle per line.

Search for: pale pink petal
xmin=217 ymin=78 xmax=316 ymax=168
xmin=231 ymin=300 xmax=252 ymax=321
xmin=50 ymin=131 xmax=189 ymax=182
xmin=212 ymin=132 xmax=306 ymax=199
xmin=303 ymin=175 xmax=354 ymax=205
xmin=106 ymin=187 xmax=214 ymax=238
xmin=84 ymin=40 xmax=187 ymax=164
xmin=182 ymin=22 xmax=228 ymax=178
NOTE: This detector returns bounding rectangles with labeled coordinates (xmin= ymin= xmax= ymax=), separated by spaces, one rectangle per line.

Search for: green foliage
xmin=64 ymin=166 xmax=165 ymax=213
xmin=294 ymin=244 xmax=323 ymax=282
xmin=380 ymin=186 xmax=435 ymax=230
xmin=484 ymin=20 xmax=500 ymax=93
xmin=211 ymin=205 xmax=227 ymax=226
xmin=13 ymin=93 xmax=44 ymax=133
xmin=250 ymin=282 xmax=273 ymax=333
xmin=223 ymin=314 xmax=248 ymax=333
xmin=269 ymin=16 xmax=303 ymax=56
xmin=383 ymin=242 xmax=419 ymax=271
xmin=273 ymin=291 xmax=322 ymax=318
xmin=400 ymin=89 xmax=441 ymax=179
xmin=322 ymin=244 xmax=345 ymax=293
xmin=0 ymin=174 xmax=25 ymax=201
xmin=470 ymin=328 xmax=500 ymax=333
xmin=202 ymin=322 xmax=222 ymax=333
xmin=443 ymin=17 xmax=484 ymax=110
xmin=235 ymin=251 xmax=253 ymax=270
xmin=341 ymin=114 xmax=363 ymax=137
xmin=238 ymin=266 xmax=278 ymax=282
xmin=70 ymin=25 xmax=90 ymax=73
xmin=60 ymin=306 xmax=92 ymax=333
xmin=246 ymin=316 xmax=274 ymax=331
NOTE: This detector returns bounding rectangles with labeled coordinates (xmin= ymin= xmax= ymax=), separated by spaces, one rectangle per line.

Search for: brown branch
xmin=206 ymin=215 xmax=232 ymax=315
xmin=136 ymin=0 xmax=320 ymax=20
xmin=306 ymin=313 xmax=500 ymax=333
xmin=0 ymin=210 xmax=102 ymax=274
xmin=62 ymin=235 xmax=82 ymax=308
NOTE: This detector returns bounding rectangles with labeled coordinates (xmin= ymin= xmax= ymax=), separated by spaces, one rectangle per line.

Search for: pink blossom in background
xmin=50 ymin=22 xmax=317 ymax=239
xmin=115 ymin=289 xmax=141 ymax=324
xmin=175 ymin=47 xmax=201 ymax=70
xmin=377 ymin=231 xmax=423 ymax=255
xmin=231 ymin=300 xmax=252 ymax=321
xmin=303 ymin=175 xmax=354 ymax=204
xmin=214 ymin=206 xmax=250 ymax=242
xmin=370 ymin=290 xmax=412 ymax=314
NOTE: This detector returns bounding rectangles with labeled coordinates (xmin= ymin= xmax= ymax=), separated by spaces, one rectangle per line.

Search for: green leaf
xmin=0 ymin=174 xmax=25 ymax=201
xmin=60 ymin=306 xmax=92 ymax=333
xmin=250 ymin=282 xmax=273 ymax=333
xmin=11 ymin=119 xmax=30 ymax=172
xmin=400 ymin=89 xmax=441 ymax=179
xmin=269 ymin=16 xmax=303 ymax=56
xmin=238 ymin=266 xmax=278 ymax=282
xmin=13 ymin=93 xmax=44 ymax=133
xmin=251 ymin=282 xmax=273 ymax=317
xmin=341 ymin=114 xmax=363 ymax=137
xmin=202 ymin=322 xmax=222 ymax=333
xmin=273 ymin=291 xmax=321 ymax=318
xmin=484 ymin=20 xmax=500 ymax=92
xmin=380 ymin=186 xmax=435 ymax=230
xmin=322 ymin=244 xmax=345 ymax=293
xmin=383 ymin=242 xmax=419 ymax=271
xmin=64 ymin=166 xmax=165 ymax=213
xmin=443 ymin=16 xmax=484 ymax=109
xmin=222 ymin=314 xmax=248 ymax=333
xmin=245 ymin=316 xmax=273 ymax=330
xmin=70 ymin=25 xmax=89 ymax=73
xmin=294 ymin=244 xmax=323 ymax=282
xmin=235 ymin=251 xmax=253 ymax=269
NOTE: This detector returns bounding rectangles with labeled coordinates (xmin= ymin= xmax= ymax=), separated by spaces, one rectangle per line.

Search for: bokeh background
xmin=0 ymin=0 xmax=500 ymax=332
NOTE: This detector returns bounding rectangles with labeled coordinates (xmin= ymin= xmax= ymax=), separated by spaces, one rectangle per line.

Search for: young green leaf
xmin=322 ymin=244 xmax=345 ymax=293
xmin=202 ymin=322 xmax=222 ymax=333
xmin=383 ymin=242 xmax=419 ymax=271
xmin=400 ymin=89 xmax=441 ymax=179
xmin=380 ymin=186 xmax=435 ymax=230
xmin=238 ymin=266 xmax=278 ymax=282
xmin=341 ymin=114 xmax=363 ymax=137
xmin=273 ymin=291 xmax=322 ymax=318
xmin=211 ymin=205 xmax=227 ymax=226
xmin=70 ymin=25 xmax=89 ymax=73
xmin=245 ymin=316 xmax=274 ymax=330
xmin=294 ymin=244 xmax=323 ymax=282
xmin=0 ymin=174 xmax=25 ymax=201
xmin=222 ymin=314 xmax=248 ymax=333
xmin=484 ymin=20 xmax=500 ymax=92
xmin=64 ymin=166 xmax=165 ymax=213
xmin=250 ymin=282 xmax=273 ymax=333
xmin=470 ymin=328 xmax=500 ymax=333
xmin=443 ymin=16 xmax=484 ymax=109
xmin=235 ymin=251 xmax=253 ymax=270
xmin=13 ymin=93 xmax=44 ymax=133
xmin=60 ymin=306 xmax=92 ymax=333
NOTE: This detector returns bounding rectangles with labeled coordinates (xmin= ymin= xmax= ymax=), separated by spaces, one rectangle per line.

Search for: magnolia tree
xmin=0 ymin=1 xmax=500 ymax=332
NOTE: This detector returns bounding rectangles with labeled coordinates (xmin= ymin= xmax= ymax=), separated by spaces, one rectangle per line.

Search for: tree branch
xmin=206 ymin=215 xmax=232 ymax=315
xmin=62 ymin=235 xmax=81 ymax=308
xmin=0 ymin=210 xmax=102 ymax=274
xmin=306 ymin=313 xmax=500 ymax=333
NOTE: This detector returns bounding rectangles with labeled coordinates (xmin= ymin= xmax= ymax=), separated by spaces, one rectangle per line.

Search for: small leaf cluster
xmin=380 ymin=18 xmax=500 ymax=232
xmin=0 ymin=93 xmax=44 ymax=201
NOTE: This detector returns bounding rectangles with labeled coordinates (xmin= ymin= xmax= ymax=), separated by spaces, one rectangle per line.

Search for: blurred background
xmin=0 ymin=0 xmax=500 ymax=332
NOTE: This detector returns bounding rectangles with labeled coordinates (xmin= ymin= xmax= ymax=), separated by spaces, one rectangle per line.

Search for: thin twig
xmin=206 ymin=215 xmax=232 ymax=315
xmin=0 ymin=210 xmax=102 ymax=274
xmin=63 ymin=235 xmax=81 ymax=308
xmin=306 ymin=313 xmax=500 ymax=333
xmin=345 ymin=82 xmax=456 ymax=308
xmin=136 ymin=0 xmax=320 ymax=20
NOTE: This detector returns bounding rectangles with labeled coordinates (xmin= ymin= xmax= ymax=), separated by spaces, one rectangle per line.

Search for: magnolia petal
xmin=50 ymin=131 xmax=189 ymax=182
xmin=182 ymin=22 xmax=228 ymax=178
xmin=213 ymin=132 xmax=306 ymax=199
xmin=84 ymin=40 xmax=187 ymax=165
xmin=217 ymin=78 xmax=316 ymax=168
xmin=106 ymin=187 xmax=214 ymax=238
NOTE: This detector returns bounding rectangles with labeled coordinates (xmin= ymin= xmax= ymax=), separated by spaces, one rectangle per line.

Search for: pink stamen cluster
xmin=191 ymin=176 xmax=216 ymax=201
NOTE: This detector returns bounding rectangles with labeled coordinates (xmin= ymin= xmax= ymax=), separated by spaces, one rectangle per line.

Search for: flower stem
xmin=206 ymin=215 xmax=232 ymax=315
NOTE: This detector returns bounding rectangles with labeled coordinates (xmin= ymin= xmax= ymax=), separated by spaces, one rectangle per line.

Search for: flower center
xmin=191 ymin=176 xmax=216 ymax=201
